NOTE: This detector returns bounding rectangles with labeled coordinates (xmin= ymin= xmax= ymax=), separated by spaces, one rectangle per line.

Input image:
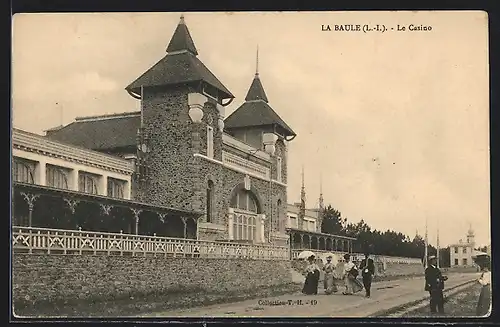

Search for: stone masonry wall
xmin=12 ymin=254 xmax=292 ymax=307
xmin=137 ymin=86 xmax=288 ymax=242
xmin=194 ymin=157 xmax=287 ymax=241
xmin=137 ymin=87 xmax=195 ymax=210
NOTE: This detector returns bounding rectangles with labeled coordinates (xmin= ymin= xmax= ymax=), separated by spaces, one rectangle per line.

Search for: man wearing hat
xmin=359 ymin=252 xmax=375 ymax=298
xmin=424 ymin=255 xmax=448 ymax=314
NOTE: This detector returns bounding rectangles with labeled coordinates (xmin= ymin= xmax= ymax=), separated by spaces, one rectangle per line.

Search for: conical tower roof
xmin=126 ymin=15 xmax=234 ymax=100
xmin=166 ymin=15 xmax=198 ymax=55
xmin=224 ymin=47 xmax=295 ymax=138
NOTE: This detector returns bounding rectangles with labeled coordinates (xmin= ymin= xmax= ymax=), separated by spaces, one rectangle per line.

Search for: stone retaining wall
xmin=12 ymin=254 xmax=292 ymax=308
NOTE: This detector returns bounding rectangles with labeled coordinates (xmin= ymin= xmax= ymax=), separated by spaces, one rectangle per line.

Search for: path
xmin=145 ymin=272 xmax=479 ymax=317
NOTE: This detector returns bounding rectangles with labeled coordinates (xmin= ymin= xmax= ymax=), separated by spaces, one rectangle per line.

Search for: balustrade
xmin=222 ymin=151 xmax=270 ymax=179
xmin=12 ymin=226 xmax=289 ymax=260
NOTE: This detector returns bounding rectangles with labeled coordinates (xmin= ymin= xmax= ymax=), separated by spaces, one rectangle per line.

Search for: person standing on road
xmin=302 ymin=255 xmax=320 ymax=295
xmin=359 ymin=252 xmax=375 ymax=298
xmin=424 ymin=255 xmax=448 ymax=314
xmin=323 ymin=255 xmax=338 ymax=294
xmin=342 ymin=254 xmax=363 ymax=295
xmin=476 ymin=261 xmax=491 ymax=316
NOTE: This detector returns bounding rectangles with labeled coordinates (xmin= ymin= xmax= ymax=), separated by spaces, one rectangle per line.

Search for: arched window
xmin=78 ymin=172 xmax=99 ymax=195
xmin=206 ymin=180 xmax=214 ymax=223
xmin=13 ymin=158 xmax=35 ymax=184
xmin=46 ymin=165 xmax=69 ymax=189
xmin=230 ymin=188 xmax=258 ymax=213
xmin=230 ymin=188 xmax=259 ymax=241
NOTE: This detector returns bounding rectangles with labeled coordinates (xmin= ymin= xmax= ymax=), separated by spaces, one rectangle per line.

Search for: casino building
xmin=12 ymin=15 xmax=356 ymax=254
xmin=13 ymin=15 xmax=297 ymax=246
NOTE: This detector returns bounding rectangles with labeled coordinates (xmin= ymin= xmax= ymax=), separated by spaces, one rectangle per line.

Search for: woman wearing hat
xmin=342 ymin=253 xmax=363 ymax=295
xmin=476 ymin=260 xmax=491 ymax=316
xmin=323 ymin=255 xmax=338 ymax=294
xmin=302 ymin=255 xmax=320 ymax=295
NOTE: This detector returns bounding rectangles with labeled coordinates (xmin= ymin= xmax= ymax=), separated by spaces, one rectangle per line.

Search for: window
xmin=230 ymin=189 xmax=258 ymax=213
xmin=202 ymin=83 xmax=219 ymax=102
xmin=233 ymin=213 xmax=257 ymax=241
xmin=277 ymin=199 xmax=282 ymax=231
xmin=46 ymin=165 xmax=69 ymax=189
xmin=454 ymin=247 xmax=458 ymax=253
xmin=288 ymin=215 xmax=298 ymax=228
xmin=306 ymin=220 xmax=316 ymax=232
xmin=454 ymin=259 xmax=459 ymax=266
xmin=107 ymin=178 xmax=125 ymax=198
xmin=462 ymin=258 xmax=468 ymax=266
xmin=277 ymin=157 xmax=282 ymax=182
xmin=13 ymin=158 xmax=35 ymax=184
xmin=78 ymin=172 xmax=99 ymax=195
xmin=463 ymin=247 xmax=467 ymax=254
xmin=206 ymin=180 xmax=214 ymax=223
xmin=207 ymin=126 xmax=214 ymax=158
xmin=230 ymin=189 xmax=260 ymax=241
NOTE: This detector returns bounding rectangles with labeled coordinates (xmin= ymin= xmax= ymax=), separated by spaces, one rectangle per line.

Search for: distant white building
xmin=449 ymin=227 xmax=476 ymax=267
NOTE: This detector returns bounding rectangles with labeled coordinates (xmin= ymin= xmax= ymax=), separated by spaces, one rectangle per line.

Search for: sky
xmin=12 ymin=11 xmax=490 ymax=247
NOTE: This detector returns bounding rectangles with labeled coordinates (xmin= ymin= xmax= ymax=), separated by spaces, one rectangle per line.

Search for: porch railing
xmin=11 ymin=226 xmax=289 ymax=260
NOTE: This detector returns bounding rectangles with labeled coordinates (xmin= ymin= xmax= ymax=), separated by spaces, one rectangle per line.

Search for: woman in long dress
xmin=476 ymin=262 xmax=491 ymax=316
xmin=302 ymin=255 xmax=320 ymax=295
xmin=342 ymin=254 xmax=363 ymax=295
xmin=323 ymin=255 xmax=338 ymax=294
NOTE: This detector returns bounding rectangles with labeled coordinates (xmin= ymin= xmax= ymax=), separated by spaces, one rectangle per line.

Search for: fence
xmin=11 ymin=226 xmax=289 ymax=260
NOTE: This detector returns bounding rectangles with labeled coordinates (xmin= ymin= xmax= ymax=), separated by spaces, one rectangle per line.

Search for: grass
xmin=402 ymin=284 xmax=482 ymax=317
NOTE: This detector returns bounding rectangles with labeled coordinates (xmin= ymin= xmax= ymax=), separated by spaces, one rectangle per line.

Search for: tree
xmin=320 ymin=202 xmax=443 ymax=259
xmin=439 ymin=247 xmax=451 ymax=267
xmin=320 ymin=205 xmax=345 ymax=235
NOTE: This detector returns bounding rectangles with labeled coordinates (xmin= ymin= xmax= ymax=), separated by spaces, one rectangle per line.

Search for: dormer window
xmin=202 ymin=83 xmax=219 ymax=102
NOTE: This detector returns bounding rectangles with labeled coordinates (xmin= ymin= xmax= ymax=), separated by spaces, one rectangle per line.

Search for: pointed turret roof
xmin=245 ymin=75 xmax=269 ymax=102
xmin=126 ymin=15 xmax=234 ymax=100
xmin=166 ymin=14 xmax=198 ymax=55
xmin=224 ymin=48 xmax=295 ymax=138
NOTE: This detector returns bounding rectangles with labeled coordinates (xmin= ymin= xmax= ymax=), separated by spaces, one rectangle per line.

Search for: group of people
xmin=302 ymin=252 xmax=375 ymax=298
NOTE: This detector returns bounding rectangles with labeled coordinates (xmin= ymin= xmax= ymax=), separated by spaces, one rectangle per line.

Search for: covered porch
xmin=287 ymin=227 xmax=358 ymax=254
xmin=12 ymin=182 xmax=202 ymax=239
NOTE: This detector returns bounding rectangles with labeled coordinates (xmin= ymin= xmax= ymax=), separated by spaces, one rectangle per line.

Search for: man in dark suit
xmin=425 ymin=255 xmax=448 ymax=314
xmin=359 ymin=252 xmax=375 ymax=298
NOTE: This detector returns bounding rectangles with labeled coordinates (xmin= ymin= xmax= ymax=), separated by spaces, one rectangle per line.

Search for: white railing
xmin=11 ymin=226 xmax=289 ymax=260
xmin=222 ymin=151 xmax=270 ymax=179
xmin=12 ymin=129 xmax=135 ymax=174
xmin=290 ymin=249 xmax=422 ymax=264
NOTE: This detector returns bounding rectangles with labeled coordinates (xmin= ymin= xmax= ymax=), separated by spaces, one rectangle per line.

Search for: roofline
xmin=74 ymin=111 xmax=141 ymax=122
xmin=126 ymin=81 xmax=234 ymax=101
xmin=224 ymin=123 xmax=296 ymax=138
xmin=13 ymin=181 xmax=203 ymax=217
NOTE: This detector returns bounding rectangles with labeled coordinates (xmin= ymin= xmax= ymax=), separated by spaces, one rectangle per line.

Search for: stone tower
xmin=224 ymin=47 xmax=296 ymax=241
xmin=125 ymin=15 xmax=234 ymax=212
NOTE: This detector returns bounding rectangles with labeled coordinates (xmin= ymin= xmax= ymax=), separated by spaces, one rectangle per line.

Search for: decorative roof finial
xmin=180 ymin=14 xmax=185 ymax=24
xmin=256 ymin=45 xmax=259 ymax=76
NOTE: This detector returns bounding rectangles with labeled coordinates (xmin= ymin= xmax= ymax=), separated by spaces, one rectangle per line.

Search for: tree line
xmin=320 ymin=205 xmax=450 ymax=265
